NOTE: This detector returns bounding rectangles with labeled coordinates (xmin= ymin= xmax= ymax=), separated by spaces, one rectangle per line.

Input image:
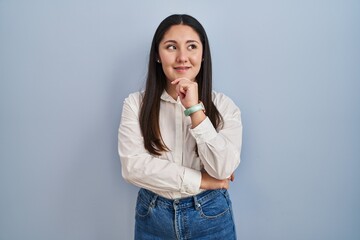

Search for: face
xmin=158 ymin=24 xmax=203 ymax=83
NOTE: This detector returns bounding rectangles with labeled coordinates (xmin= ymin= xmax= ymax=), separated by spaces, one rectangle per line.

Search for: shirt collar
xmin=160 ymin=90 xmax=179 ymax=104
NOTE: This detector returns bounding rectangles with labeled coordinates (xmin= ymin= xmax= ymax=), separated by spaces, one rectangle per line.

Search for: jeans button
xmin=173 ymin=199 xmax=180 ymax=208
xmin=195 ymin=203 xmax=201 ymax=210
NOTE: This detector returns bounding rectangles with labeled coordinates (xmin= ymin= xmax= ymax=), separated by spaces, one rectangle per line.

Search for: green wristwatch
xmin=184 ymin=102 xmax=205 ymax=116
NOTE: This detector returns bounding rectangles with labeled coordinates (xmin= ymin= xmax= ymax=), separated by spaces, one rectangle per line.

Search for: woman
xmin=118 ymin=14 xmax=242 ymax=239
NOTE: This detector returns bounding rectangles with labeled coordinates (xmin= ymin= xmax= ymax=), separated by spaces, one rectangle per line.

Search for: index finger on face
xmin=171 ymin=77 xmax=191 ymax=85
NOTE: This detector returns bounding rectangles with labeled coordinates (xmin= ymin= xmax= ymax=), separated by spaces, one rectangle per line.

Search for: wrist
xmin=184 ymin=101 xmax=205 ymax=116
xmin=200 ymin=171 xmax=207 ymax=189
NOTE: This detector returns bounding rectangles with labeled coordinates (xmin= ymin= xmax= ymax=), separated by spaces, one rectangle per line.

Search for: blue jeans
xmin=134 ymin=188 xmax=237 ymax=240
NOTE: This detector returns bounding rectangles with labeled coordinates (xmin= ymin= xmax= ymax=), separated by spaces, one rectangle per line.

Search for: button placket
xmin=174 ymin=102 xmax=183 ymax=165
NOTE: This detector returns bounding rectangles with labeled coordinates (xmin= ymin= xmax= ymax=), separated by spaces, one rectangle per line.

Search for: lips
xmin=174 ymin=66 xmax=191 ymax=72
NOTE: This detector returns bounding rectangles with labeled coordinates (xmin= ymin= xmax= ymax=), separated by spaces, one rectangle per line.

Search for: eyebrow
xmin=162 ymin=40 xmax=200 ymax=44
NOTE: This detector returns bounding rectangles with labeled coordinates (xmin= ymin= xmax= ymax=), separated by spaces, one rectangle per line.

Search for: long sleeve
xmin=118 ymin=93 xmax=202 ymax=197
xmin=189 ymin=92 xmax=242 ymax=179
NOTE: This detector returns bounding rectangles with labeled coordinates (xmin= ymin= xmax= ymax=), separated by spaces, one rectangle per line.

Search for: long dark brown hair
xmin=140 ymin=14 xmax=223 ymax=155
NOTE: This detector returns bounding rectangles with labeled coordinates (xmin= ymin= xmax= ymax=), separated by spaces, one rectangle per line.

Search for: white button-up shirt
xmin=118 ymin=90 xmax=242 ymax=199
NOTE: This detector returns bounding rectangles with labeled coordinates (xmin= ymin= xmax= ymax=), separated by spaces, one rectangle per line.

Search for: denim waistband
xmin=138 ymin=188 xmax=228 ymax=210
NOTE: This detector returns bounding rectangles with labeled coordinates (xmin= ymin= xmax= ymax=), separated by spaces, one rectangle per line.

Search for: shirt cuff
xmin=180 ymin=168 xmax=201 ymax=194
xmin=189 ymin=117 xmax=217 ymax=144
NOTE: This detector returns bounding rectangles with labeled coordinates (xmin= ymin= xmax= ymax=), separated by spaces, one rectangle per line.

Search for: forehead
xmin=162 ymin=24 xmax=201 ymax=42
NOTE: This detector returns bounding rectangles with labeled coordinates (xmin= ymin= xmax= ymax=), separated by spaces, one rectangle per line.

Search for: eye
xmin=188 ymin=44 xmax=197 ymax=50
xmin=166 ymin=45 xmax=176 ymax=50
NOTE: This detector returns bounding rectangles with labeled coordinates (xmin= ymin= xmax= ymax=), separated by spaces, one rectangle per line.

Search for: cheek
xmin=159 ymin=56 xmax=173 ymax=68
xmin=192 ymin=58 xmax=203 ymax=70
xmin=191 ymin=53 xmax=203 ymax=65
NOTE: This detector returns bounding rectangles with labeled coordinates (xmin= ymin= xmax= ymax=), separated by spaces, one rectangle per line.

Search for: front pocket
xmin=135 ymin=198 xmax=152 ymax=218
xmin=199 ymin=191 xmax=230 ymax=219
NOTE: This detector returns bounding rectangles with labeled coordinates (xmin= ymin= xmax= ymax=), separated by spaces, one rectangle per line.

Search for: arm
xmin=190 ymin=94 xmax=242 ymax=180
xmin=171 ymin=78 xmax=242 ymax=180
xmin=118 ymin=93 xmax=202 ymax=194
xmin=118 ymin=93 xmax=232 ymax=194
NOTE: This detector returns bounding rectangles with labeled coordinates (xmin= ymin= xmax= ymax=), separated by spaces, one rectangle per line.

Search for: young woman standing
xmin=118 ymin=14 xmax=242 ymax=239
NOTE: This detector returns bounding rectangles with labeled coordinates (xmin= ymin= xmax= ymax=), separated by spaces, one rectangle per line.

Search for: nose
xmin=176 ymin=48 xmax=188 ymax=63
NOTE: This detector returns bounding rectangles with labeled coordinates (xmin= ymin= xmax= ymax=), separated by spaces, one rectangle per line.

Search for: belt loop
xmin=193 ymin=195 xmax=201 ymax=211
xmin=150 ymin=194 xmax=158 ymax=208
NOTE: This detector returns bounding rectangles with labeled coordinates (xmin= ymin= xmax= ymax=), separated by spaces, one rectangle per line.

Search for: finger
xmin=178 ymin=83 xmax=192 ymax=96
xmin=175 ymin=83 xmax=187 ymax=97
xmin=171 ymin=77 xmax=191 ymax=85
xmin=179 ymin=84 xmax=187 ymax=93
xmin=171 ymin=78 xmax=181 ymax=85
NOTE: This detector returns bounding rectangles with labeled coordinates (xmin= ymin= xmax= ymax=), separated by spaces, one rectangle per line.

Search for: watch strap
xmin=184 ymin=102 xmax=205 ymax=116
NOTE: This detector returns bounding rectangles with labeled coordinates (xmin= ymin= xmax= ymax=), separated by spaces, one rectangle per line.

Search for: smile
xmin=174 ymin=66 xmax=191 ymax=72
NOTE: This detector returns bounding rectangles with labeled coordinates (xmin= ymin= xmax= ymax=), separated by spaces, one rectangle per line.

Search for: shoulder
xmin=122 ymin=91 xmax=144 ymax=113
xmin=212 ymin=91 xmax=238 ymax=108
xmin=123 ymin=91 xmax=143 ymax=105
xmin=211 ymin=91 xmax=241 ymax=117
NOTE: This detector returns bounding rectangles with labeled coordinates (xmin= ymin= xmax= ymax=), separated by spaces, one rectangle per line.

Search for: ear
xmin=155 ymin=53 xmax=161 ymax=63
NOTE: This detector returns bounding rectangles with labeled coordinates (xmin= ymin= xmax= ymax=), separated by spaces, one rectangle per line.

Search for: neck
xmin=165 ymin=84 xmax=178 ymax=100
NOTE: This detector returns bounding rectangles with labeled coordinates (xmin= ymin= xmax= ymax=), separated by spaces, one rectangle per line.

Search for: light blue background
xmin=1 ymin=0 xmax=359 ymax=239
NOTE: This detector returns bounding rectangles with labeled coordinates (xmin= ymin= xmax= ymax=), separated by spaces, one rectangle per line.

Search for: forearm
xmin=120 ymin=152 xmax=201 ymax=194
xmin=119 ymin=94 xmax=202 ymax=194
xmin=190 ymin=117 xmax=242 ymax=179
xmin=198 ymin=137 xmax=241 ymax=179
xmin=200 ymin=171 xmax=232 ymax=190
xmin=189 ymin=108 xmax=206 ymax=128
